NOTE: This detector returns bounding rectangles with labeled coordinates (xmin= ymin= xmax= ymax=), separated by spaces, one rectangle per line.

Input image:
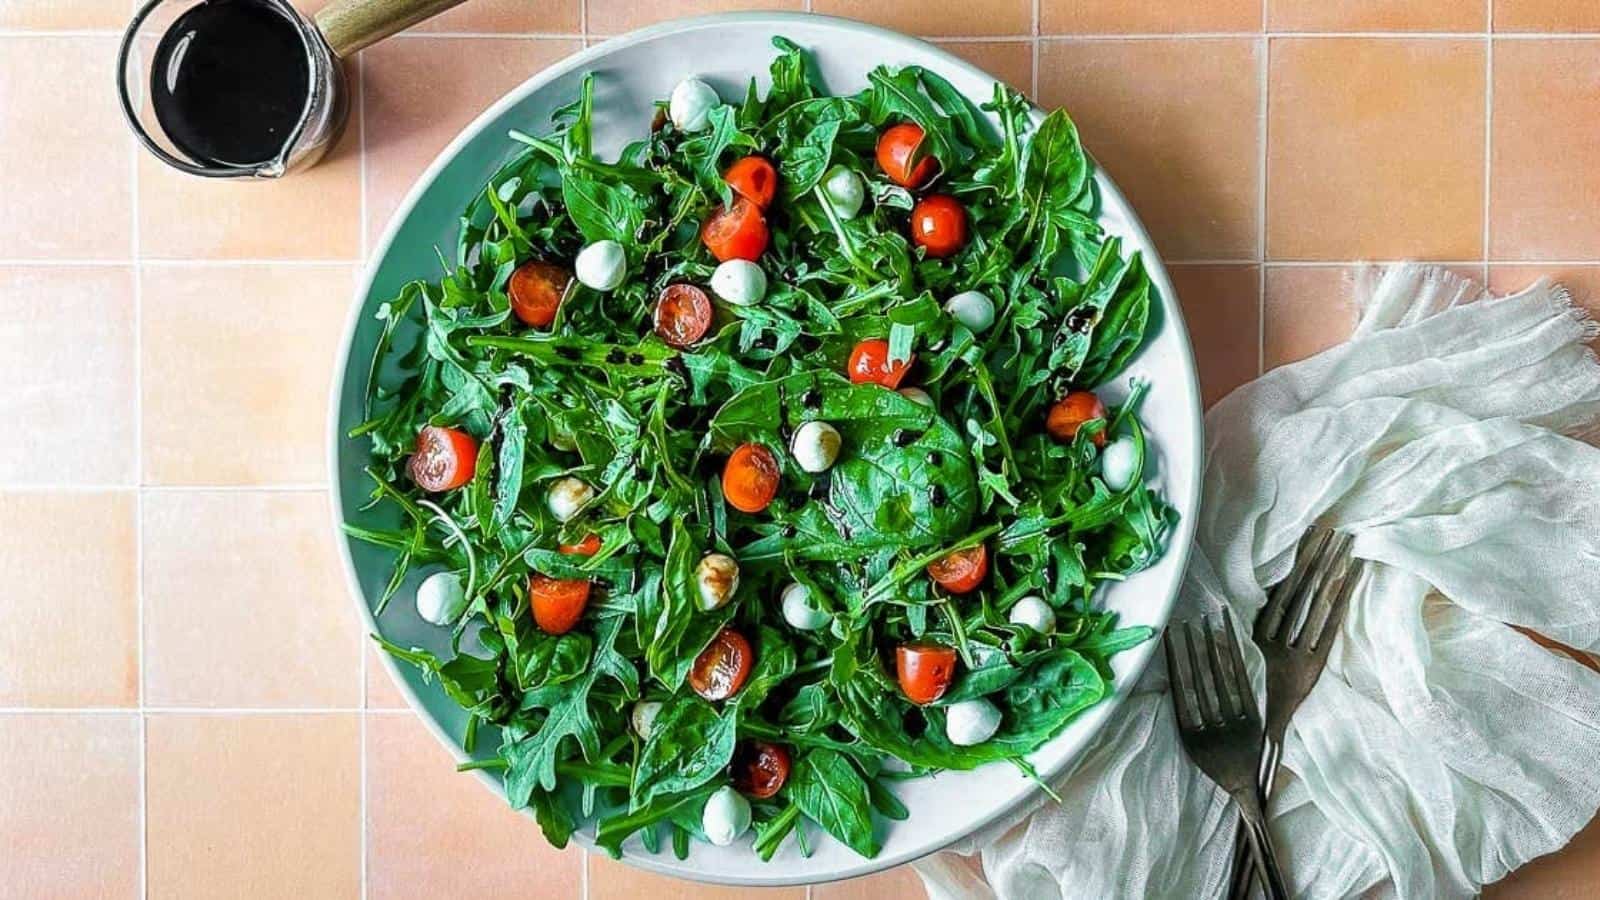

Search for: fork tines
xmin=1165 ymin=615 xmax=1256 ymax=735
xmin=1256 ymin=528 xmax=1359 ymax=652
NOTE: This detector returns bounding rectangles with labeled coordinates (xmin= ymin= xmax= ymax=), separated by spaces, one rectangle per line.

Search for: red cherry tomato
xmin=876 ymin=122 xmax=938 ymax=189
xmin=528 ymin=573 xmax=590 ymax=635
xmin=407 ymin=425 xmax=478 ymax=492
xmin=896 ymin=642 xmax=958 ymax=705
xmin=559 ymin=534 xmax=602 ymax=557
xmin=847 ymin=338 xmax=914 ymax=389
xmin=722 ymin=443 xmax=781 ymax=514
xmin=508 ymin=260 xmax=571 ymax=328
xmin=926 ymin=544 xmax=988 ymax=594
xmin=701 ymin=198 xmax=770 ymax=262
xmin=1046 ymin=391 xmax=1109 ymax=447
xmin=731 ymin=740 xmax=792 ymax=799
xmin=689 ymin=628 xmax=754 ymax=701
xmin=724 ymin=156 xmax=778 ymax=209
xmin=653 ymin=283 xmax=713 ymax=348
xmin=910 ymin=194 xmax=967 ymax=258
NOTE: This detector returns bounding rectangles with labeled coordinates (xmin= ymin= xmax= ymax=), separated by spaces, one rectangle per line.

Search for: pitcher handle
xmin=315 ymin=0 xmax=469 ymax=58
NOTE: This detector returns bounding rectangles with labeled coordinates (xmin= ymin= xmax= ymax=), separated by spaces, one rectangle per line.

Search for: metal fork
xmin=1165 ymin=614 xmax=1290 ymax=900
xmin=1227 ymin=529 xmax=1363 ymax=899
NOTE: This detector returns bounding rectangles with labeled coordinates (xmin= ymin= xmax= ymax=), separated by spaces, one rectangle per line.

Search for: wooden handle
xmin=314 ymin=0 xmax=468 ymax=58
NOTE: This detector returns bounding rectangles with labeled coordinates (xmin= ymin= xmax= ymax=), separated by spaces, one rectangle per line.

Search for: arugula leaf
xmin=631 ymin=697 xmax=737 ymax=809
xmin=789 ymin=749 xmax=880 ymax=857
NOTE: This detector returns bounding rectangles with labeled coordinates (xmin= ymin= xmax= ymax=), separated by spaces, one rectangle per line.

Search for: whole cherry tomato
xmin=701 ymin=198 xmax=770 ymax=262
xmin=1046 ymin=391 xmax=1109 ymax=447
xmin=896 ymin=642 xmax=958 ymax=705
xmin=731 ymin=740 xmax=792 ymax=799
xmin=407 ymin=425 xmax=478 ymax=492
xmin=876 ymin=122 xmax=938 ymax=189
xmin=559 ymin=534 xmax=602 ymax=557
xmin=722 ymin=442 xmax=781 ymax=514
xmin=724 ymin=156 xmax=778 ymax=209
xmin=508 ymin=260 xmax=572 ymax=328
xmin=847 ymin=338 xmax=914 ymax=389
xmin=910 ymin=194 xmax=967 ymax=258
xmin=690 ymin=628 xmax=754 ymax=701
xmin=528 ymin=573 xmax=590 ymax=635
xmin=926 ymin=544 xmax=988 ymax=594
xmin=653 ymin=283 xmax=713 ymax=348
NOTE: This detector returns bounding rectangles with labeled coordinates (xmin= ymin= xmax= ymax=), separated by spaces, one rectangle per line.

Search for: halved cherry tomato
xmin=847 ymin=338 xmax=914 ymax=389
xmin=1046 ymin=391 xmax=1109 ymax=447
xmin=926 ymin=543 xmax=988 ymax=594
xmin=701 ymin=198 xmax=770 ymax=262
xmin=722 ymin=442 xmax=781 ymax=514
xmin=731 ymin=740 xmax=792 ymax=799
xmin=559 ymin=533 xmax=602 ymax=557
xmin=876 ymin=122 xmax=938 ymax=189
xmin=690 ymin=628 xmax=754 ymax=701
xmin=653 ymin=283 xmax=713 ymax=348
xmin=528 ymin=573 xmax=590 ymax=635
xmin=407 ymin=425 xmax=478 ymax=492
xmin=508 ymin=260 xmax=572 ymax=328
xmin=724 ymin=156 xmax=778 ymax=209
xmin=910 ymin=194 xmax=967 ymax=258
xmin=896 ymin=641 xmax=958 ymax=705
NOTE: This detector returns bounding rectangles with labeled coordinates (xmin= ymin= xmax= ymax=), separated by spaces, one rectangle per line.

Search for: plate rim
xmin=326 ymin=10 xmax=1203 ymax=886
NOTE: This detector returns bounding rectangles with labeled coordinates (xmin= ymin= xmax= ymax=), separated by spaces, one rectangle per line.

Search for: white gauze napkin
xmin=914 ymin=265 xmax=1600 ymax=899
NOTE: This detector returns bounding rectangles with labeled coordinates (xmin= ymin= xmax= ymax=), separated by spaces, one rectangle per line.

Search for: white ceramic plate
xmin=328 ymin=11 xmax=1203 ymax=887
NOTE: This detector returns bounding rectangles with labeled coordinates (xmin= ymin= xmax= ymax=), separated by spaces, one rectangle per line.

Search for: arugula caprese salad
xmin=348 ymin=37 xmax=1173 ymax=861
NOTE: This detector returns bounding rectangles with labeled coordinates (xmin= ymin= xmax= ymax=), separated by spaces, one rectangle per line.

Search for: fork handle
xmin=1228 ymin=739 xmax=1286 ymax=899
xmin=1230 ymin=786 xmax=1291 ymax=900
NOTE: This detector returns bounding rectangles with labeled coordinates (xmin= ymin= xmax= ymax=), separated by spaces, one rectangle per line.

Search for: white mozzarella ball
xmin=710 ymin=259 xmax=768 ymax=307
xmin=898 ymin=386 xmax=935 ymax=407
xmin=945 ymin=698 xmax=1002 ymax=746
xmin=575 ymin=240 xmax=627 ymax=291
xmin=789 ymin=420 xmax=841 ymax=474
xmin=780 ymin=582 xmax=831 ymax=631
xmin=415 ymin=571 xmax=467 ymax=626
xmin=1008 ymin=595 xmax=1056 ymax=634
xmin=695 ymin=553 xmax=741 ymax=611
xmin=669 ymin=78 xmax=720 ymax=132
xmin=702 ymin=785 xmax=752 ymax=846
xmin=546 ymin=476 xmax=593 ymax=523
xmin=821 ymin=166 xmax=865 ymax=220
xmin=631 ymin=700 xmax=663 ymax=741
xmin=944 ymin=290 xmax=995 ymax=333
xmin=1100 ymin=436 xmax=1140 ymax=492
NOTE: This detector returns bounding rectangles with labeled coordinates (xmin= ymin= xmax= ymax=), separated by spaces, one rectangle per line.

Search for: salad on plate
xmin=347 ymin=37 xmax=1174 ymax=861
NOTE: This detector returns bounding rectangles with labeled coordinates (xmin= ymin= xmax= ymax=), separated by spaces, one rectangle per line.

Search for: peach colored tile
xmin=1489 ymin=265 xmax=1600 ymax=325
xmin=367 ymin=712 xmax=584 ymax=898
xmin=1490 ymin=39 xmax=1600 ymax=261
xmin=143 ymin=490 xmax=360 ymax=707
xmin=1043 ymin=0 xmax=1262 ymax=34
xmin=1483 ymin=811 xmax=1600 ymax=898
xmin=147 ymin=714 xmax=361 ymax=899
xmin=588 ymin=856 xmax=807 ymax=900
xmin=0 ymin=36 xmax=131 ymax=260
xmin=0 ymin=714 xmax=140 ymax=900
xmin=1262 ymin=266 xmax=1358 ymax=368
xmin=938 ymin=41 xmax=1033 ymax=94
xmin=1266 ymin=38 xmax=1484 ymax=262
xmin=140 ymin=263 xmax=352 ymax=485
xmin=362 ymin=37 xmax=581 ymax=243
xmin=1267 ymin=0 xmax=1485 ymax=31
xmin=0 ymin=491 xmax=137 ymax=707
xmin=367 ymin=644 xmax=412 ymax=709
xmin=136 ymin=69 xmax=361 ymax=260
xmin=586 ymin=0 xmax=803 ymax=35
xmin=1495 ymin=0 xmax=1600 ymax=32
xmin=1170 ymin=265 xmax=1262 ymax=408
xmin=0 ymin=267 xmax=135 ymax=486
xmin=814 ymin=0 xmax=1030 ymax=38
xmin=1038 ymin=39 xmax=1261 ymax=261
xmin=0 ymin=0 xmax=128 ymax=29
xmin=815 ymin=865 xmax=930 ymax=900
xmin=413 ymin=0 xmax=581 ymax=33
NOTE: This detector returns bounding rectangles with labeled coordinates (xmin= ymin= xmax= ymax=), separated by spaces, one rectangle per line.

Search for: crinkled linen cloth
xmin=915 ymin=265 xmax=1600 ymax=899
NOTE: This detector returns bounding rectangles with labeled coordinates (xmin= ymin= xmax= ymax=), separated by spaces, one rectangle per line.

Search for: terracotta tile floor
xmin=2 ymin=1 xmax=1597 ymax=897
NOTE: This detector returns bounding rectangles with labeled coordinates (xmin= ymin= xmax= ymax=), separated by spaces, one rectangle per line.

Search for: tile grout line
xmin=1482 ymin=0 xmax=1494 ymax=283
xmin=1256 ymin=18 xmax=1269 ymax=376
xmin=129 ymin=58 xmax=149 ymax=899
xmin=1030 ymin=0 xmax=1040 ymax=99
xmin=357 ymin=47 xmax=371 ymax=900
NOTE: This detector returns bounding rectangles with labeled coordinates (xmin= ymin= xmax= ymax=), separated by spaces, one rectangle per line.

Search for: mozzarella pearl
xmin=944 ymin=290 xmax=996 ymax=333
xmin=1100 ymin=436 xmax=1139 ymax=492
xmin=821 ymin=166 xmax=865 ymax=220
xmin=669 ymin=78 xmax=720 ymax=132
xmin=702 ymin=785 xmax=752 ymax=846
xmin=1008 ymin=595 xmax=1056 ymax=634
xmin=898 ymin=386 xmax=935 ymax=407
xmin=789 ymin=420 xmax=841 ymax=473
xmin=710 ymin=259 xmax=767 ymax=307
xmin=575 ymin=240 xmax=626 ymax=291
xmin=546 ymin=477 xmax=593 ymax=523
xmin=780 ymin=582 xmax=831 ymax=631
xmin=631 ymin=700 xmax=663 ymax=741
xmin=415 ymin=571 xmax=467 ymax=626
xmin=695 ymin=553 xmax=741 ymax=611
xmin=945 ymin=698 xmax=1002 ymax=746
